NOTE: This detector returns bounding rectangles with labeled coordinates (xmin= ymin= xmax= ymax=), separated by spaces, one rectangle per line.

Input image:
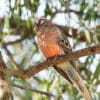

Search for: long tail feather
xmin=53 ymin=65 xmax=72 ymax=83
xmin=55 ymin=62 xmax=92 ymax=100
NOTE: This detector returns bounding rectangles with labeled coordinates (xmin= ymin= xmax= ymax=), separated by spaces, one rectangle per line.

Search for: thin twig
xmin=13 ymin=45 xmax=100 ymax=79
xmin=2 ymin=36 xmax=27 ymax=46
xmin=2 ymin=45 xmax=20 ymax=69
xmin=2 ymin=36 xmax=29 ymax=69
xmin=12 ymin=83 xmax=56 ymax=97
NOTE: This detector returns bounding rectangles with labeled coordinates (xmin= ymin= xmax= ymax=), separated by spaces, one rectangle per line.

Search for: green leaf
xmin=93 ymin=63 xmax=100 ymax=79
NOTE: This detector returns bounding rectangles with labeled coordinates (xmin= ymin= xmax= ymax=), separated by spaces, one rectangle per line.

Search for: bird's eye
xmin=34 ymin=19 xmax=44 ymax=26
xmin=38 ymin=20 xmax=41 ymax=24
xmin=38 ymin=20 xmax=44 ymax=25
xmin=36 ymin=20 xmax=41 ymax=26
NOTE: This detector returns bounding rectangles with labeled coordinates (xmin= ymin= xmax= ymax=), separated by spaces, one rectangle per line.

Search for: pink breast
xmin=40 ymin=44 xmax=64 ymax=58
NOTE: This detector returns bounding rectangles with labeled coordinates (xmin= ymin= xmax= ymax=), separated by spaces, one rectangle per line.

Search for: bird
xmin=33 ymin=18 xmax=92 ymax=100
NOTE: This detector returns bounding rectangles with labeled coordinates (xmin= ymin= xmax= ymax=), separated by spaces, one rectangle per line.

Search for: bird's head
xmin=33 ymin=18 xmax=52 ymax=33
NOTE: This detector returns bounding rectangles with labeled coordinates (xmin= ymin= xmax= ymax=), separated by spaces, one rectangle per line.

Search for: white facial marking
xmin=41 ymin=40 xmax=47 ymax=47
xmin=40 ymin=20 xmax=44 ymax=24
xmin=38 ymin=31 xmax=42 ymax=35
xmin=38 ymin=38 xmax=41 ymax=42
xmin=41 ymin=34 xmax=45 ymax=38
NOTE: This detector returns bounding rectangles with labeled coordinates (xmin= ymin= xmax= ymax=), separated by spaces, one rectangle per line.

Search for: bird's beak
xmin=33 ymin=18 xmax=39 ymax=26
xmin=33 ymin=19 xmax=36 ymax=31
xmin=34 ymin=18 xmax=39 ymax=23
xmin=33 ymin=18 xmax=39 ymax=31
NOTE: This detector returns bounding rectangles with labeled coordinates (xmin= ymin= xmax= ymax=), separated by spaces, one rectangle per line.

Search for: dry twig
xmin=12 ymin=83 xmax=56 ymax=97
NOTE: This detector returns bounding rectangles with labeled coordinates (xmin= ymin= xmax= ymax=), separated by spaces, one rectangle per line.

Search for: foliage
xmin=0 ymin=0 xmax=100 ymax=99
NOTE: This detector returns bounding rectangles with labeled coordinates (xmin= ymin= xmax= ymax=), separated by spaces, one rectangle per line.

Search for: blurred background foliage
xmin=0 ymin=0 xmax=100 ymax=100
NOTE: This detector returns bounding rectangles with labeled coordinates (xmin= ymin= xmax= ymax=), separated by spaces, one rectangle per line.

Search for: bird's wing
xmin=56 ymin=28 xmax=80 ymax=73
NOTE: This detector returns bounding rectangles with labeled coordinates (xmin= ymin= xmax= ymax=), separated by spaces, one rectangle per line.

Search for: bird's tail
xmin=54 ymin=62 xmax=92 ymax=100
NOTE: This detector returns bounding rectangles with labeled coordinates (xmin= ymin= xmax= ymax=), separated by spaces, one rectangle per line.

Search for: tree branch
xmin=12 ymin=84 xmax=56 ymax=97
xmin=2 ymin=36 xmax=27 ymax=46
xmin=0 ymin=52 xmax=10 ymax=99
xmin=13 ymin=45 xmax=100 ymax=79
xmin=2 ymin=45 xmax=19 ymax=69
